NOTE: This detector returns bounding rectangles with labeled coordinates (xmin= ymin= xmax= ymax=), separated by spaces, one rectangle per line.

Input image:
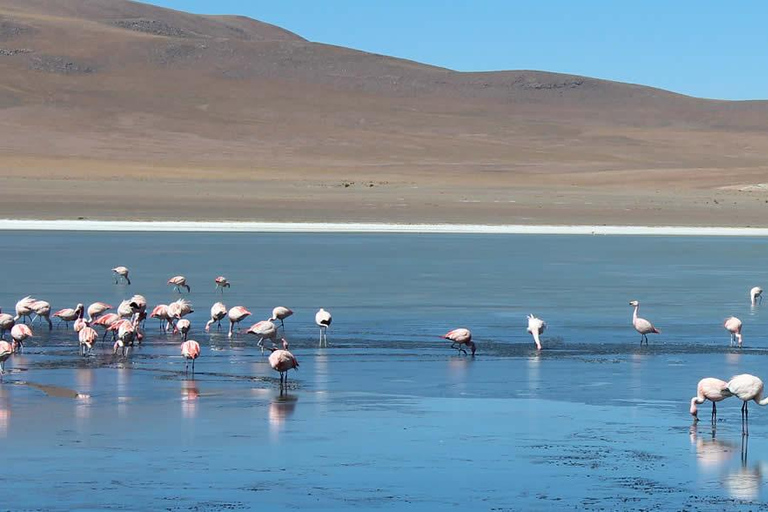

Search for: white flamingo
xmin=526 ymin=314 xmax=546 ymax=350
xmin=629 ymin=300 xmax=660 ymax=345
xmin=315 ymin=308 xmax=332 ymax=347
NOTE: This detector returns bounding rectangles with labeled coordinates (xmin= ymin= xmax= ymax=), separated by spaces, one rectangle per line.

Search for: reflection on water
xmin=181 ymin=379 xmax=199 ymax=419
xmin=526 ymin=354 xmax=540 ymax=396
xmin=690 ymin=425 xmax=737 ymax=471
xmin=269 ymin=393 xmax=298 ymax=439
xmin=0 ymin=386 xmax=10 ymax=438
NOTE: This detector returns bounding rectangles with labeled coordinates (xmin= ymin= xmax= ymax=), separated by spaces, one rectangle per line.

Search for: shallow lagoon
xmin=2 ymin=232 xmax=768 ymax=510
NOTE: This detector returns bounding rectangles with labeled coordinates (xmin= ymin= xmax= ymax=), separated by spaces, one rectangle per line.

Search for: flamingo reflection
xmin=181 ymin=379 xmax=200 ymax=419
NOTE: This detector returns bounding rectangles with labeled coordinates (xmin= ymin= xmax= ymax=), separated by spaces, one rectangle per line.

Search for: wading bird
xmin=227 ymin=306 xmax=251 ymax=338
xmin=443 ymin=328 xmax=476 ymax=356
xmin=268 ymin=347 xmax=299 ymax=390
xmin=112 ymin=266 xmax=131 ymax=285
xmin=214 ymin=276 xmax=230 ymax=292
xmin=727 ymin=374 xmax=768 ymax=435
xmin=53 ymin=303 xmax=84 ymax=328
xmin=14 ymin=296 xmax=37 ymax=324
xmin=11 ymin=324 xmax=32 ymax=352
xmin=247 ymin=320 xmax=278 ymax=352
xmin=0 ymin=340 xmax=12 ymax=376
xmin=87 ymin=302 xmax=112 ymax=323
xmin=31 ymin=300 xmax=52 ymax=330
xmin=149 ymin=304 xmax=171 ymax=332
xmin=0 ymin=310 xmax=13 ymax=340
xmin=176 ymin=319 xmax=191 ymax=341
xmin=527 ymin=314 xmax=546 ymax=351
xmin=724 ymin=317 xmax=743 ymax=347
xmin=270 ymin=307 xmax=293 ymax=331
xmin=315 ymin=308 xmax=332 ymax=347
xmin=181 ymin=340 xmax=201 ymax=374
xmin=79 ymin=326 xmax=98 ymax=356
xmin=205 ymin=302 xmax=227 ymax=332
xmin=750 ymin=287 xmax=763 ymax=306
xmin=629 ymin=300 xmax=660 ymax=345
xmin=168 ymin=275 xmax=190 ymax=293
xmin=690 ymin=377 xmax=732 ymax=424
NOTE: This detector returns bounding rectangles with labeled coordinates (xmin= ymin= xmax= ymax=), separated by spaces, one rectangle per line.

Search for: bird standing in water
xmin=690 ymin=377 xmax=732 ymax=424
xmin=629 ymin=300 xmax=660 ymax=344
xmin=442 ymin=328 xmax=476 ymax=356
xmin=112 ymin=266 xmax=131 ymax=285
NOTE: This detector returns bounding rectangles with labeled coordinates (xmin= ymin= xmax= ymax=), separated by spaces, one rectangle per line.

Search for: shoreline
xmin=1 ymin=219 xmax=768 ymax=236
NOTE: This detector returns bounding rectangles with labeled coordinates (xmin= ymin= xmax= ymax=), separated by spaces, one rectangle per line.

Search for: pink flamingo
xmin=690 ymin=377 xmax=732 ymax=424
xmin=527 ymin=314 xmax=546 ymax=351
xmin=74 ymin=316 xmax=89 ymax=333
xmin=112 ymin=266 xmax=131 ymax=285
xmin=205 ymin=302 xmax=227 ymax=332
xmin=11 ymin=324 xmax=32 ymax=352
xmin=79 ymin=326 xmax=98 ymax=356
xmin=92 ymin=313 xmax=118 ymax=340
xmin=129 ymin=294 xmax=147 ymax=313
xmin=117 ymin=299 xmax=137 ymax=319
xmin=629 ymin=300 xmax=660 ymax=345
xmin=150 ymin=304 xmax=171 ymax=332
xmin=315 ymin=308 xmax=332 ymax=347
xmin=53 ymin=303 xmax=84 ymax=328
xmin=270 ymin=306 xmax=293 ymax=331
xmin=724 ymin=317 xmax=743 ymax=347
xmin=168 ymin=275 xmax=190 ymax=293
xmin=113 ymin=314 xmax=141 ymax=356
xmin=14 ymin=296 xmax=36 ymax=324
xmin=214 ymin=276 xmax=230 ymax=292
xmin=268 ymin=347 xmax=299 ymax=389
xmin=0 ymin=310 xmax=14 ymax=340
xmin=227 ymin=306 xmax=251 ymax=338
xmin=31 ymin=300 xmax=52 ymax=330
xmin=87 ymin=302 xmax=112 ymax=323
xmin=247 ymin=320 xmax=277 ymax=352
xmin=176 ymin=319 xmax=191 ymax=340
xmin=443 ymin=328 xmax=476 ymax=356
xmin=750 ymin=287 xmax=763 ymax=306
xmin=181 ymin=340 xmax=201 ymax=373
xmin=727 ymin=374 xmax=768 ymax=435
xmin=0 ymin=341 xmax=12 ymax=376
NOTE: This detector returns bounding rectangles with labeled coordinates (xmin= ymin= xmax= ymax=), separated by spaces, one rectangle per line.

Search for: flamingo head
xmin=629 ymin=300 xmax=639 ymax=307
xmin=281 ymin=338 xmax=289 ymax=350
xmin=690 ymin=398 xmax=699 ymax=420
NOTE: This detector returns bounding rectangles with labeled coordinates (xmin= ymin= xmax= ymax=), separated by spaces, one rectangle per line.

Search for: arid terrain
xmin=1 ymin=0 xmax=768 ymax=225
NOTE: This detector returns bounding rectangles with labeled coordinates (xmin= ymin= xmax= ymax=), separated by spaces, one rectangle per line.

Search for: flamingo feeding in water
xmin=246 ymin=320 xmax=278 ymax=352
xmin=527 ymin=314 xmax=546 ymax=350
xmin=227 ymin=306 xmax=251 ymax=338
xmin=0 ymin=340 xmax=12 ymax=376
xmin=629 ymin=300 xmax=660 ymax=345
xmin=112 ymin=266 xmax=131 ymax=285
xmin=168 ymin=276 xmax=190 ymax=293
xmin=270 ymin=307 xmax=293 ymax=331
xmin=724 ymin=317 xmax=743 ymax=347
xmin=0 ymin=310 xmax=14 ymax=340
xmin=31 ymin=300 xmax=52 ymax=330
xmin=690 ymin=377 xmax=732 ymax=424
xmin=181 ymin=340 xmax=201 ymax=373
xmin=315 ymin=308 xmax=332 ymax=347
xmin=214 ymin=276 xmax=230 ymax=292
xmin=726 ymin=374 xmax=768 ymax=435
xmin=176 ymin=319 xmax=191 ymax=340
xmin=205 ymin=302 xmax=227 ymax=332
xmin=14 ymin=296 xmax=36 ymax=324
xmin=268 ymin=347 xmax=299 ymax=389
xmin=11 ymin=324 xmax=32 ymax=352
xmin=442 ymin=328 xmax=476 ymax=356
xmin=87 ymin=302 xmax=112 ymax=323
xmin=53 ymin=303 xmax=84 ymax=328
xmin=79 ymin=326 xmax=98 ymax=356
xmin=750 ymin=287 xmax=763 ymax=306
xmin=149 ymin=304 xmax=171 ymax=332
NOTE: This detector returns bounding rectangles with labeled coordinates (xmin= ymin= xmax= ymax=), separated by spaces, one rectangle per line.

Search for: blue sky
xmin=144 ymin=0 xmax=768 ymax=100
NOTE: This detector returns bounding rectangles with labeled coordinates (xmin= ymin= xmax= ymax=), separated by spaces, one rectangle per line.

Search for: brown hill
xmin=1 ymin=0 xmax=767 ymax=225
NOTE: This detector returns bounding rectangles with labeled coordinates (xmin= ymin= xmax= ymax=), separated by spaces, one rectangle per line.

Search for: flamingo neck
xmin=757 ymin=395 xmax=768 ymax=406
xmin=632 ymin=305 xmax=639 ymax=321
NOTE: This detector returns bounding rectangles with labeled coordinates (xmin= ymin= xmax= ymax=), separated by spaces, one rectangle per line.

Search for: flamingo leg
xmin=711 ymin=402 xmax=717 ymax=424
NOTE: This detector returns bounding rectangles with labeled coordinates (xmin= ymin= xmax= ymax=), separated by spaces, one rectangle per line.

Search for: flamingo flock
xmin=691 ymin=375 xmax=768 ymax=435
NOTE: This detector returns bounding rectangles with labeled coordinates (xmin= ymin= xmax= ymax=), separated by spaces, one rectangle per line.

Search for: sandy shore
xmin=3 ymin=219 xmax=768 ymax=235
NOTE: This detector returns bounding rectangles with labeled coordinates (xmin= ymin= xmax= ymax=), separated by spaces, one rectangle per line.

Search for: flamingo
xmin=117 ymin=299 xmax=137 ymax=319
xmin=150 ymin=304 xmax=171 ymax=332
xmin=167 ymin=299 xmax=193 ymax=332
xmin=270 ymin=307 xmax=293 ymax=331
xmin=315 ymin=308 xmax=332 ymax=347
xmin=443 ymin=328 xmax=476 ymax=356
xmin=724 ymin=317 xmax=743 ymax=347
xmin=53 ymin=303 xmax=84 ymax=328
xmin=750 ymin=287 xmax=763 ymax=306
xmin=112 ymin=266 xmax=131 ymax=285
xmin=526 ymin=314 xmax=546 ymax=351
xmin=0 ymin=310 xmax=14 ymax=340
xmin=129 ymin=294 xmax=147 ymax=313
xmin=727 ymin=374 xmax=768 ymax=435
xmin=168 ymin=275 xmax=190 ymax=293
xmin=74 ymin=315 xmax=89 ymax=333
xmin=0 ymin=341 xmax=12 ymax=376
xmin=176 ymin=319 xmax=191 ymax=340
xmin=79 ymin=326 xmax=98 ymax=356
xmin=268 ymin=347 xmax=299 ymax=389
xmin=629 ymin=300 xmax=660 ymax=345
xmin=227 ymin=306 xmax=251 ymax=338
xmin=30 ymin=300 xmax=52 ymax=330
xmin=113 ymin=315 xmax=140 ymax=356
xmin=214 ymin=276 xmax=230 ymax=292
xmin=181 ymin=340 xmax=201 ymax=373
xmin=246 ymin=320 xmax=278 ymax=352
xmin=11 ymin=324 xmax=32 ymax=352
xmin=690 ymin=377 xmax=732 ymax=424
xmin=92 ymin=313 xmax=119 ymax=340
xmin=87 ymin=302 xmax=112 ymax=323
xmin=205 ymin=302 xmax=227 ymax=332
xmin=14 ymin=296 xmax=36 ymax=324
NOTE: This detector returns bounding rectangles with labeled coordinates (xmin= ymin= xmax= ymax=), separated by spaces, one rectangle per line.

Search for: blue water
xmin=1 ymin=232 xmax=768 ymax=510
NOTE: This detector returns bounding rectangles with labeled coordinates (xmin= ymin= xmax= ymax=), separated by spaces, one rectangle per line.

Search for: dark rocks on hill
xmin=112 ymin=19 xmax=198 ymax=39
xmin=28 ymin=55 xmax=95 ymax=75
